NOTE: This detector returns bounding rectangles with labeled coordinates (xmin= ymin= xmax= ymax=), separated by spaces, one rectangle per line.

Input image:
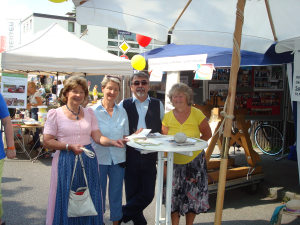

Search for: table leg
xmin=14 ymin=129 xmax=32 ymax=160
xmin=165 ymin=152 xmax=174 ymax=225
xmin=155 ymin=152 xmax=164 ymax=225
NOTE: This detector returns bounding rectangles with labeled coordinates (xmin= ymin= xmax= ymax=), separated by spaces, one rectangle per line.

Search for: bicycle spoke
xmin=254 ymin=124 xmax=283 ymax=156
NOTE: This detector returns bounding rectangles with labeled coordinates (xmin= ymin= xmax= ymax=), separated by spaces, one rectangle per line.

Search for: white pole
xmin=165 ymin=71 xmax=180 ymax=113
xmin=155 ymin=152 xmax=164 ymax=225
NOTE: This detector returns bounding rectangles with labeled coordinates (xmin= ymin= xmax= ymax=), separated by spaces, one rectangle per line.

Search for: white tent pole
xmin=286 ymin=63 xmax=293 ymax=111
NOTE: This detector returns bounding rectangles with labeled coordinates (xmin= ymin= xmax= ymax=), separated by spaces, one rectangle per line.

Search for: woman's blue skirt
xmin=52 ymin=144 xmax=103 ymax=225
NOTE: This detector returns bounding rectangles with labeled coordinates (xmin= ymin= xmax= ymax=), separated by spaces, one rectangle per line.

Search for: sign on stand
xmin=291 ymin=51 xmax=300 ymax=101
xmin=1 ymin=73 xmax=28 ymax=108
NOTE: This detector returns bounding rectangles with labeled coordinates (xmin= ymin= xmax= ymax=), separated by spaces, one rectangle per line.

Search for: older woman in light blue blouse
xmin=91 ymin=75 xmax=129 ymax=225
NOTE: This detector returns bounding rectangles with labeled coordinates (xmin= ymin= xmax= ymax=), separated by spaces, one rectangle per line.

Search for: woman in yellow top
xmin=162 ymin=83 xmax=212 ymax=225
xmin=93 ymin=84 xmax=98 ymax=102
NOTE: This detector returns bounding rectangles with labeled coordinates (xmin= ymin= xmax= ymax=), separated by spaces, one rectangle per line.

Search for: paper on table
xmin=126 ymin=129 xmax=152 ymax=140
xmin=133 ymin=138 xmax=162 ymax=147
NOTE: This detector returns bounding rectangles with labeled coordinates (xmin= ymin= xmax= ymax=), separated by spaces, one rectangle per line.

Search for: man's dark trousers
xmin=122 ymin=148 xmax=157 ymax=225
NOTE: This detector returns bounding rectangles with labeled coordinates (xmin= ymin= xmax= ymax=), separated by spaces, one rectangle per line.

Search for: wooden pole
xmin=214 ymin=1 xmax=246 ymax=225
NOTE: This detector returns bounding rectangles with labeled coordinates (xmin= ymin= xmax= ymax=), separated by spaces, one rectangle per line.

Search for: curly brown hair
xmin=60 ymin=76 xmax=88 ymax=104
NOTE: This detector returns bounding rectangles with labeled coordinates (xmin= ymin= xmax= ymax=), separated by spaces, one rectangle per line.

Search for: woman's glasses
xmin=132 ymin=80 xmax=148 ymax=86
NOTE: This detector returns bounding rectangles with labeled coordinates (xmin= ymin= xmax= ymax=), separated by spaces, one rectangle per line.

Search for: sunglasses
xmin=132 ymin=80 xmax=148 ymax=86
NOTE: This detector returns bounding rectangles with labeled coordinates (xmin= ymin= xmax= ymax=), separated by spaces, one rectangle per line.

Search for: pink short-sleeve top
xmin=43 ymin=107 xmax=99 ymax=145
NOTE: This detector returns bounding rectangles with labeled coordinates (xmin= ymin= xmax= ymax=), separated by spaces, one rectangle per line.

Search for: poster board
xmin=1 ymin=73 xmax=28 ymax=108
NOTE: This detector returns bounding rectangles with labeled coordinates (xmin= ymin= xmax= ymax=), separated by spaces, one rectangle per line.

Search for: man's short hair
xmin=130 ymin=71 xmax=149 ymax=84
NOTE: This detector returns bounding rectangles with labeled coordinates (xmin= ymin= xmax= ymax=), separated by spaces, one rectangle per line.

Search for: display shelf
xmin=208 ymin=66 xmax=284 ymax=119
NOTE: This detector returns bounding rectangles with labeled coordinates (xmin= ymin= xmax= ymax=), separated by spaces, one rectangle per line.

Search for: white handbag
xmin=67 ymin=154 xmax=98 ymax=217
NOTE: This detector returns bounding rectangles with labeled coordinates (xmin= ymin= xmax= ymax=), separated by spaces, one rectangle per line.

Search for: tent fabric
xmin=276 ymin=37 xmax=300 ymax=53
xmin=74 ymin=0 xmax=300 ymax=54
xmin=143 ymin=44 xmax=293 ymax=67
xmin=1 ymin=23 xmax=132 ymax=76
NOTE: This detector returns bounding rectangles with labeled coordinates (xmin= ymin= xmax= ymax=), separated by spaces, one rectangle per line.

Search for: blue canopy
xmin=143 ymin=44 xmax=293 ymax=67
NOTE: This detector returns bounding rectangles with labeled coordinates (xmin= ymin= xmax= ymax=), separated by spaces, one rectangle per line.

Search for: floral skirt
xmin=172 ymin=150 xmax=209 ymax=215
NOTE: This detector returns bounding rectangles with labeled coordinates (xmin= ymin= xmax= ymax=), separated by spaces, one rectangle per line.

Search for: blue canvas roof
xmin=143 ymin=44 xmax=293 ymax=67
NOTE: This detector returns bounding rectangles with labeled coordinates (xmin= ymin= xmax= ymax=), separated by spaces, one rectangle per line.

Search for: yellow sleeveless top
xmin=162 ymin=107 xmax=206 ymax=164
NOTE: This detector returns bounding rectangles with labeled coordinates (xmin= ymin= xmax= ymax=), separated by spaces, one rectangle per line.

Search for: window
xmin=108 ymin=50 xmax=118 ymax=56
xmin=124 ymin=33 xmax=136 ymax=42
xmin=9 ymin=23 xmax=14 ymax=31
xmin=130 ymin=43 xmax=140 ymax=49
xmin=108 ymin=41 xmax=118 ymax=47
xmin=108 ymin=28 xmax=118 ymax=39
xmin=68 ymin=22 xmax=75 ymax=32
xmin=81 ymin=25 xmax=87 ymax=33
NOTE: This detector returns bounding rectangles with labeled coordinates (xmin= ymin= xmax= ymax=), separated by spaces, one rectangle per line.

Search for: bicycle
xmin=253 ymin=121 xmax=283 ymax=156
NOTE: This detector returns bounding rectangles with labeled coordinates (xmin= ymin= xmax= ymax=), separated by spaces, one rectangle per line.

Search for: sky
xmin=0 ymin=0 xmax=75 ymax=36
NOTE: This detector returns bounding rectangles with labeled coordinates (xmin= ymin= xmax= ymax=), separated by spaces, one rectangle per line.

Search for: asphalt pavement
xmin=1 ymin=148 xmax=300 ymax=225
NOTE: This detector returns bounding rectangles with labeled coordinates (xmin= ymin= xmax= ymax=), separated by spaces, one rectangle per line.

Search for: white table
xmin=127 ymin=135 xmax=208 ymax=225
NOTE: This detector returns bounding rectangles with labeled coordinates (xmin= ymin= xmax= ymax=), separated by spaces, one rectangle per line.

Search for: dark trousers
xmin=123 ymin=148 xmax=157 ymax=225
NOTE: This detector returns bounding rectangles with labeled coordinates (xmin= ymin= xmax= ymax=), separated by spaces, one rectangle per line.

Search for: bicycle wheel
xmin=254 ymin=124 xmax=283 ymax=156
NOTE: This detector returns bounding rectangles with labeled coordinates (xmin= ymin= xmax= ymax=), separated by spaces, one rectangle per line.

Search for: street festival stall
xmin=142 ymin=42 xmax=293 ymax=193
xmin=74 ymin=0 xmax=300 ymax=224
xmin=0 ymin=23 xmax=132 ymax=160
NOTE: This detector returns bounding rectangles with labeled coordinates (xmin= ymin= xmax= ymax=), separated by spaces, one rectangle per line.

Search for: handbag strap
xmin=70 ymin=154 xmax=89 ymax=190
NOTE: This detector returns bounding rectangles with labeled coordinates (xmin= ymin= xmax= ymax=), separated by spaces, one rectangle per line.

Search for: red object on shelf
xmin=246 ymin=98 xmax=280 ymax=115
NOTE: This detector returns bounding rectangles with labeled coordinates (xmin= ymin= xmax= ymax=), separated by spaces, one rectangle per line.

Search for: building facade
xmin=6 ymin=12 xmax=165 ymax=59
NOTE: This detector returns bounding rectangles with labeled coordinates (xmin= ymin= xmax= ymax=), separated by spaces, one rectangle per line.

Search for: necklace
xmin=66 ymin=104 xmax=80 ymax=120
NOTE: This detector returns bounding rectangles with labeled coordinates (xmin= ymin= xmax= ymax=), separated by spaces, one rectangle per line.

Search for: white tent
xmin=74 ymin=0 xmax=300 ymax=54
xmin=1 ymin=23 xmax=132 ymax=76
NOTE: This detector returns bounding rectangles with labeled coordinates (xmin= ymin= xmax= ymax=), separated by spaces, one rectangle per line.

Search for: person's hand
xmin=111 ymin=139 xmax=128 ymax=148
xmin=134 ymin=128 xmax=143 ymax=134
xmin=6 ymin=149 xmax=16 ymax=159
xmin=69 ymin=144 xmax=84 ymax=155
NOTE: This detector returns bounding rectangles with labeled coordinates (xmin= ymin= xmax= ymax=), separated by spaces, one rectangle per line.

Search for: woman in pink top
xmin=43 ymin=76 xmax=125 ymax=225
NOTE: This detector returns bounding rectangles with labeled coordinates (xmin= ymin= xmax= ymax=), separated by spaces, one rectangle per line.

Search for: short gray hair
xmin=130 ymin=71 xmax=149 ymax=84
xmin=168 ymin=83 xmax=193 ymax=106
xmin=101 ymin=75 xmax=121 ymax=90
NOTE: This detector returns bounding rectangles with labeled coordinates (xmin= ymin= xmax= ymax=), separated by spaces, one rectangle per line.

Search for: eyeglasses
xmin=132 ymin=80 xmax=148 ymax=86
